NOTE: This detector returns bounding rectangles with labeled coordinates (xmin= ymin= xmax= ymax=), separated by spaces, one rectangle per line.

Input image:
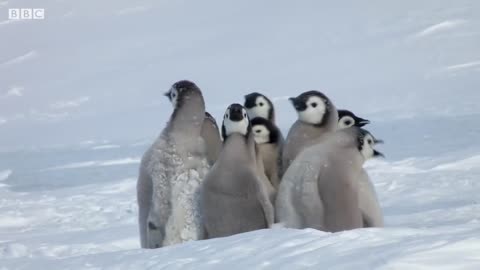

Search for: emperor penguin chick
xmin=251 ymin=117 xmax=282 ymax=190
xmin=276 ymin=127 xmax=384 ymax=232
xmin=201 ymin=104 xmax=275 ymax=239
xmin=202 ymin=112 xmax=222 ymax=166
xmin=138 ymin=80 xmax=210 ymax=249
xmin=338 ymin=109 xmax=370 ymax=129
xmin=244 ymin=92 xmax=277 ymax=122
xmin=282 ymin=91 xmax=338 ymax=174
xmin=245 ymin=92 xmax=285 ymax=179
xmin=337 ymin=109 xmax=383 ymax=226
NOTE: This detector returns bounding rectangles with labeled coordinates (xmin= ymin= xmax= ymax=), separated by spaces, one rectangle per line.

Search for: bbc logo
xmin=8 ymin=9 xmax=45 ymax=20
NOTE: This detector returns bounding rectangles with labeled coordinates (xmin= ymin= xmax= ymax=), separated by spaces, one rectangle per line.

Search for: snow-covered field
xmin=1 ymin=0 xmax=480 ymax=269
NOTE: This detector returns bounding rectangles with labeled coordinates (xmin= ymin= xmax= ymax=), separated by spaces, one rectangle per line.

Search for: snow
xmin=1 ymin=0 xmax=479 ymax=269
xmin=0 ymin=169 xmax=12 ymax=182
xmin=43 ymin=157 xmax=141 ymax=170
xmin=414 ymin=20 xmax=468 ymax=38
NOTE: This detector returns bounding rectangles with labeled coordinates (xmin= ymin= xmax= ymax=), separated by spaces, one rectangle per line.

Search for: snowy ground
xmin=1 ymin=0 xmax=480 ymax=269
xmin=1 ymin=134 xmax=480 ymax=269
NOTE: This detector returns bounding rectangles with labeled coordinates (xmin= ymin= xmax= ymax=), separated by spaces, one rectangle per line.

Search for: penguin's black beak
xmin=356 ymin=117 xmax=371 ymax=127
xmin=289 ymin=97 xmax=306 ymax=111
xmin=373 ymin=149 xmax=385 ymax=158
xmin=374 ymin=138 xmax=384 ymax=144
xmin=164 ymin=91 xmax=171 ymax=101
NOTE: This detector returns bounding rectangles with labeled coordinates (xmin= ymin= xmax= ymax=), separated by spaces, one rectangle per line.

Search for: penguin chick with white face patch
xmin=281 ymin=91 xmax=338 ymax=175
xmin=138 ymin=80 xmax=210 ymax=248
xmin=201 ymin=112 xmax=222 ymax=166
xmin=201 ymin=104 xmax=274 ymax=239
xmin=276 ymin=127 xmax=384 ymax=232
xmin=338 ymin=109 xmax=370 ymax=129
xmin=244 ymin=92 xmax=276 ymax=123
xmin=245 ymin=92 xmax=286 ymax=180
xmin=251 ymin=117 xmax=282 ymax=191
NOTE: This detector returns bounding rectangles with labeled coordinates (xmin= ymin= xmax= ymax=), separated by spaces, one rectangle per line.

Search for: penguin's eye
xmin=259 ymin=102 xmax=264 ymax=107
xmin=367 ymin=139 xmax=373 ymax=145
xmin=255 ymin=129 xmax=261 ymax=133
xmin=225 ymin=114 xmax=229 ymax=119
xmin=345 ymin=120 xmax=352 ymax=126
xmin=244 ymin=113 xmax=247 ymax=118
xmin=311 ymin=102 xmax=318 ymax=108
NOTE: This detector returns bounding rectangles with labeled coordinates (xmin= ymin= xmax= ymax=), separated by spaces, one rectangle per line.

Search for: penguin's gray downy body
xmin=281 ymin=91 xmax=338 ymax=174
xmin=201 ymin=104 xmax=274 ymax=239
xmin=251 ymin=117 xmax=282 ymax=191
xmin=137 ymin=80 xmax=210 ymax=248
xmin=337 ymin=110 xmax=383 ymax=227
xmin=202 ymin=112 xmax=222 ymax=166
xmin=276 ymin=127 xmax=384 ymax=232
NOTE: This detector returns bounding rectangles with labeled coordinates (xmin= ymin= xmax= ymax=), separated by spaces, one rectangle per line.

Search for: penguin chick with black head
xmin=282 ymin=90 xmax=338 ymax=174
xmin=244 ymin=92 xmax=285 ymax=182
xmin=336 ymin=108 xmax=383 ymax=225
xmin=276 ymin=127 xmax=384 ymax=232
xmin=338 ymin=109 xmax=370 ymax=129
xmin=244 ymin=92 xmax=276 ymax=123
xmin=201 ymin=104 xmax=274 ymax=239
xmin=251 ymin=117 xmax=282 ymax=191
xmin=137 ymin=80 xmax=210 ymax=249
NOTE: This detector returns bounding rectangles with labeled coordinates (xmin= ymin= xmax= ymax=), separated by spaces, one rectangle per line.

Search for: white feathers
xmin=247 ymin=96 xmax=270 ymax=120
xmin=223 ymin=108 xmax=250 ymax=137
xmin=252 ymin=125 xmax=270 ymax=144
xmin=145 ymin=135 xmax=209 ymax=248
xmin=338 ymin=116 xmax=355 ymax=129
xmin=360 ymin=134 xmax=376 ymax=159
xmin=297 ymin=96 xmax=326 ymax=125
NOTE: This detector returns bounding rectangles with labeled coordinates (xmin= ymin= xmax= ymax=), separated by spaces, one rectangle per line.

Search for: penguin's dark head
xmin=338 ymin=110 xmax=370 ymax=129
xmin=251 ymin=117 xmax=280 ymax=145
xmin=289 ymin=91 xmax=332 ymax=126
xmin=221 ymin=103 xmax=251 ymax=140
xmin=356 ymin=128 xmax=384 ymax=160
xmin=164 ymin=80 xmax=201 ymax=108
xmin=244 ymin=92 xmax=274 ymax=121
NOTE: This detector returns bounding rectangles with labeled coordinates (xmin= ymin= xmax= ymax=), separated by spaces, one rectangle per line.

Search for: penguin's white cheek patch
xmin=361 ymin=143 xmax=374 ymax=159
xmin=170 ymin=88 xmax=178 ymax=108
xmin=338 ymin=116 xmax=354 ymax=129
xmin=253 ymin=126 xmax=270 ymax=144
xmin=298 ymin=97 xmax=326 ymax=125
xmin=252 ymin=96 xmax=270 ymax=120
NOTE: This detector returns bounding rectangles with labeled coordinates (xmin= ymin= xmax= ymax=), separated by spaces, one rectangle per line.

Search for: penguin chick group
xmin=137 ymin=80 xmax=384 ymax=249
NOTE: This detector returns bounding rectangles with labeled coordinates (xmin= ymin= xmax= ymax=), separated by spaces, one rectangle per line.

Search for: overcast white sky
xmin=1 ymin=0 xmax=479 ymax=150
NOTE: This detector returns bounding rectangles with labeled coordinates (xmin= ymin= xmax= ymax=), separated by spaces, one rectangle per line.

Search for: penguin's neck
xmin=221 ymin=133 xmax=257 ymax=167
xmin=168 ymin=92 xmax=205 ymax=136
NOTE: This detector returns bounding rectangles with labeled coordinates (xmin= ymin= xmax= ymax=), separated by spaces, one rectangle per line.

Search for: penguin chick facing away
xmin=251 ymin=117 xmax=282 ymax=190
xmin=138 ymin=80 xmax=210 ymax=248
xmin=338 ymin=109 xmax=370 ymax=129
xmin=202 ymin=112 xmax=222 ymax=166
xmin=276 ymin=127 xmax=384 ymax=232
xmin=201 ymin=104 xmax=275 ymax=239
xmin=282 ymin=90 xmax=338 ymax=175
